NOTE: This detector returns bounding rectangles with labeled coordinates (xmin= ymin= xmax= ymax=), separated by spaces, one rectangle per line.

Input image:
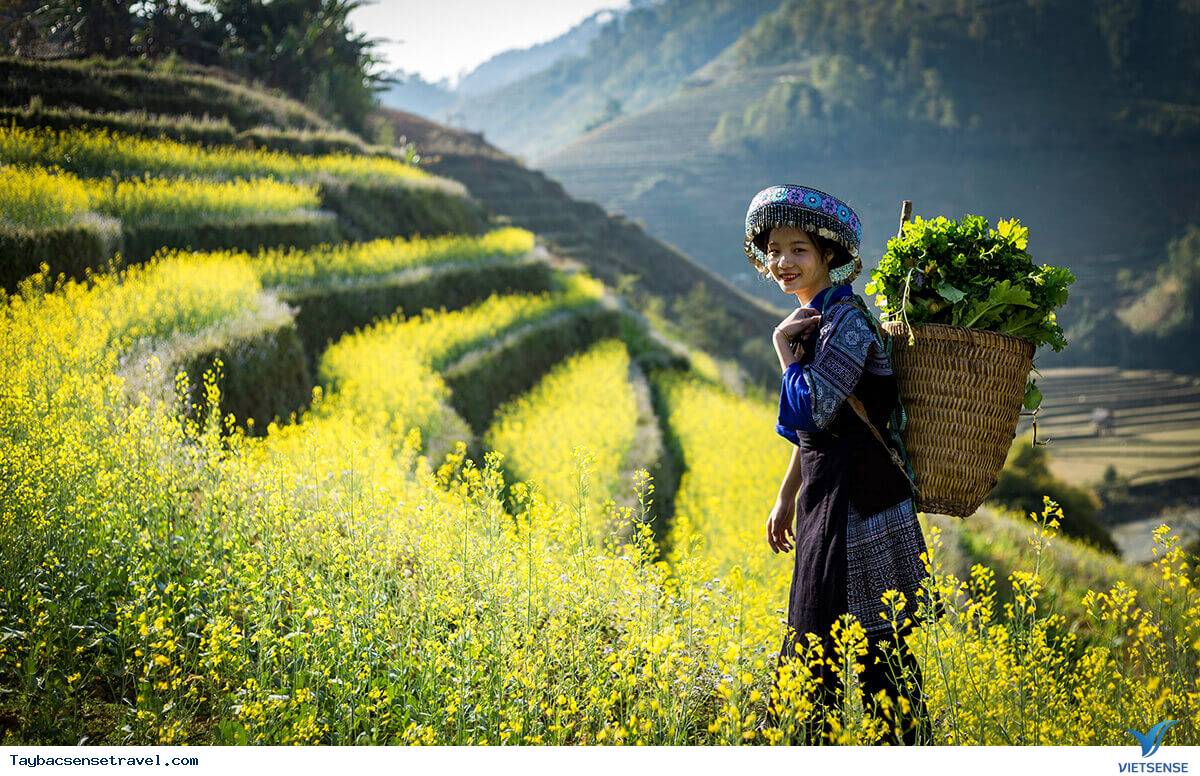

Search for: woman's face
xmin=764 ymin=226 xmax=829 ymax=296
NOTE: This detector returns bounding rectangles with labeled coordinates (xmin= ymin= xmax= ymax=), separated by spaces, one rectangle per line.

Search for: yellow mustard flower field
xmin=2 ymin=251 xmax=1196 ymax=744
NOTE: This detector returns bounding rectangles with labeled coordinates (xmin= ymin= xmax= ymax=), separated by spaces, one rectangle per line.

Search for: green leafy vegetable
xmin=865 ymin=214 xmax=1075 ymax=412
xmin=1023 ymin=379 xmax=1043 ymax=411
xmin=867 ymin=214 xmax=1074 ymax=350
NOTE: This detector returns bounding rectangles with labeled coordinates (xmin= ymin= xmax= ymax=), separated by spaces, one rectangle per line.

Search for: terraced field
xmin=2 ymin=58 xmax=1198 ymax=747
xmin=1016 ymin=366 xmax=1200 ymax=486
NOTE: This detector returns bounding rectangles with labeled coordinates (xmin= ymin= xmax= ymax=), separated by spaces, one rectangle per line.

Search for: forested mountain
xmin=715 ymin=0 xmax=1200 ymax=150
xmin=455 ymin=7 xmax=619 ymax=97
xmin=450 ymin=0 xmax=1199 ymax=161
xmin=443 ymin=0 xmax=778 ymax=158
xmin=436 ymin=0 xmax=1200 ymax=372
xmin=378 ymin=7 xmax=619 ymax=119
xmin=379 ymin=1 xmax=661 ymax=139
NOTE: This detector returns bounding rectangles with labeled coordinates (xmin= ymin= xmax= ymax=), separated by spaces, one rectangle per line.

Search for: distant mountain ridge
xmin=379 ymin=70 xmax=456 ymax=119
xmin=455 ymin=8 xmax=620 ymax=97
xmin=380 ymin=1 xmax=659 ymax=134
xmin=441 ymin=0 xmax=778 ymax=159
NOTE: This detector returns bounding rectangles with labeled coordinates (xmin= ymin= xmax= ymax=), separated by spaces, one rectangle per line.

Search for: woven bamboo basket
xmin=880 ymin=320 xmax=1035 ymax=517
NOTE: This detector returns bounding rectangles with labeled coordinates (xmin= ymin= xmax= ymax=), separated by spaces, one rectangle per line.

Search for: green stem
xmin=900 ymin=267 xmax=917 ymax=345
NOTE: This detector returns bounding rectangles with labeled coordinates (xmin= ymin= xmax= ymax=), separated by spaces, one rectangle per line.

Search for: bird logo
xmin=1126 ymin=719 xmax=1179 ymax=757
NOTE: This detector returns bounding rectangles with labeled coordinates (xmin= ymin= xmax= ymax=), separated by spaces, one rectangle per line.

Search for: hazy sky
xmin=349 ymin=0 xmax=630 ymax=86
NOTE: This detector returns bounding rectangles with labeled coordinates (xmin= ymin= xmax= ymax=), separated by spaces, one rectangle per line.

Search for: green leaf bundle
xmin=866 ymin=214 xmax=1075 ymax=352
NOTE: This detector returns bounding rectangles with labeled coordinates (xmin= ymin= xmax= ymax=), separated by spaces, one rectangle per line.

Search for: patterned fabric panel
xmin=830 ymin=299 xmax=892 ymax=377
xmin=805 ymin=303 xmax=890 ymax=430
xmin=845 ymin=496 xmax=932 ymax=637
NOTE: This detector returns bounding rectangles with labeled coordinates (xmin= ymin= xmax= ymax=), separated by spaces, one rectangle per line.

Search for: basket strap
xmin=829 ymin=295 xmax=920 ymax=500
xmin=845 ymin=392 xmax=920 ymax=500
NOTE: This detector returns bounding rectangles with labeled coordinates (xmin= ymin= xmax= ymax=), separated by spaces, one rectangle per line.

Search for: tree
xmin=991 ymin=435 xmax=1116 ymax=554
xmin=17 ymin=0 xmax=135 ymax=57
xmin=211 ymin=0 xmax=388 ymax=132
xmin=669 ymin=282 xmax=741 ymax=355
xmin=132 ymin=0 xmax=224 ymax=65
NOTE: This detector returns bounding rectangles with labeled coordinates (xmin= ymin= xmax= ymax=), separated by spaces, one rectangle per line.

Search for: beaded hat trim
xmin=744 ymin=184 xmax=863 ymax=285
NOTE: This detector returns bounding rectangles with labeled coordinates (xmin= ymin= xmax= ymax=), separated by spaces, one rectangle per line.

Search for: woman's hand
xmin=776 ymin=307 xmax=822 ymax=340
xmin=773 ymin=307 xmax=821 ymax=370
xmin=766 ymin=496 xmax=796 ymax=554
xmin=774 ymin=330 xmax=805 ymax=363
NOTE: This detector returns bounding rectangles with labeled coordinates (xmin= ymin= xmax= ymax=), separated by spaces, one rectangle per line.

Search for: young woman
xmin=743 ymin=184 xmax=933 ymax=745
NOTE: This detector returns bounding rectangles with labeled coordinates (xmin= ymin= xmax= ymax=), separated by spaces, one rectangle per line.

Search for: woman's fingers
xmin=768 ymin=506 xmax=797 ymax=554
xmin=778 ymin=306 xmax=818 ymax=329
xmin=773 ymin=516 xmax=792 ymax=553
xmin=779 ymin=309 xmax=815 ymax=327
xmin=778 ymin=314 xmax=822 ymax=339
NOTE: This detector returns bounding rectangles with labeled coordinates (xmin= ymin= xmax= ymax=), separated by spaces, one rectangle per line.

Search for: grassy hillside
xmin=0 ymin=57 xmax=332 ymax=132
xmin=537 ymin=66 xmax=1197 ymax=350
xmin=377 ymin=107 xmax=788 ymax=389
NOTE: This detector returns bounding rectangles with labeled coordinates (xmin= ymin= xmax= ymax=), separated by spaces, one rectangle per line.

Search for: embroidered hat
xmin=743 ymin=184 xmax=863 ymax=285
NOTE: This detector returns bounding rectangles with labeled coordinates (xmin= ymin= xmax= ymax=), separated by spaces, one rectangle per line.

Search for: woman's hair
xmin=752 ymin=228 xmax=853 ymax=280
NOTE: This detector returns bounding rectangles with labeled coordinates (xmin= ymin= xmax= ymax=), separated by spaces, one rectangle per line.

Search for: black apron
xmin=779 ymin=365 xmax=915 ymax=661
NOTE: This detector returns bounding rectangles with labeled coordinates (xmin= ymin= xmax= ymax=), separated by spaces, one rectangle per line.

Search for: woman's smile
xmin=777 ymin=270 xmax=800 ymax=283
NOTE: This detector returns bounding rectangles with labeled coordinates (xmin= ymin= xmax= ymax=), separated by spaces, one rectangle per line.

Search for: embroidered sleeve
xmin=777 ymin=305 xmax=878 ymax=435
